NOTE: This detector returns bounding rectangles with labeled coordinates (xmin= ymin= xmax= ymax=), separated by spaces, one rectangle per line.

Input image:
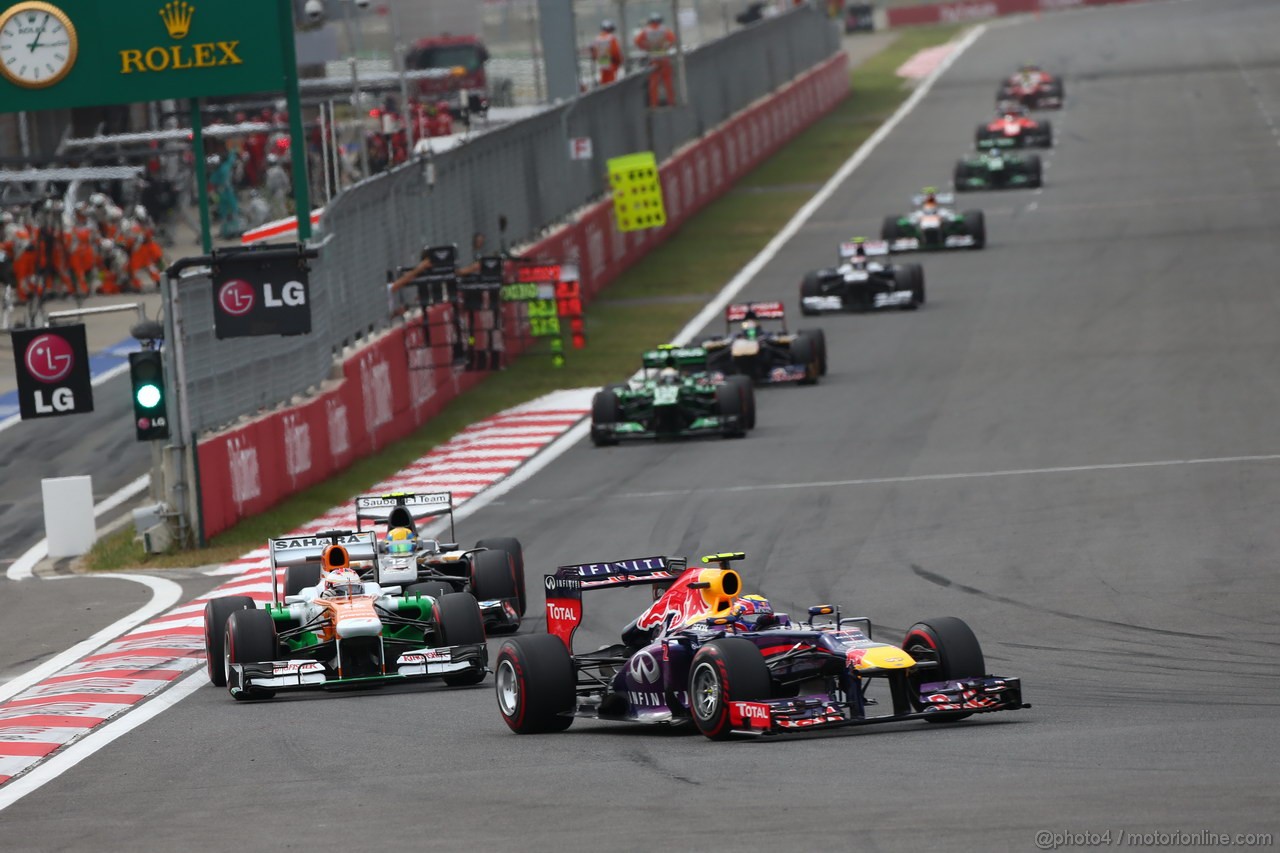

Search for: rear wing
xmin=725 ymin=301 xmax=787 ymax=333
xmin=544 ymin=555 xmax=686 ymax=652
xmin=353 ymin=491 xmax=455 ymax=541
xmin=642 ymin=346 xmax=709 ymax=371
xmin=838 ymin=240 xmax=891 ymax=259
xmin=267 ymin=530 xmax=379 ymax=605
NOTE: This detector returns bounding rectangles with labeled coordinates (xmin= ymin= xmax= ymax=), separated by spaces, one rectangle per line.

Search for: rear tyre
xmin=590 ymin=390 xmax=621 ymax=447
xmin=284 ymin=564 xmax=322 ymax=598
xmin=495 ymin=635 xmax=576 ymax=733
xmin=880 ymin=216 xmax=901 ymax=242
xmin=475 ymin=537 xmax=526 ymax=615
xmin=897 ymin=265 xmax=925 ymax=310
xmin=790 ymin=333 xmax=818 ymax=385
xmin=435 ymin=592 xmax=488 ymax=686
xmin=470 ymin=548 xmax=519 ymax=603
xmin=903 ymin=616 xmax=986 ymax=723
xmin=225 ymin=609 xmax=278 ymax=701
xmin=962 ymin=209 xmax=986 ymax=249
xmin=953 ymin=163 xmax=971 ymax=191
xmin=1036 ymin=119 xmax=1053 ymax=147
xmin=1025 ymin=154 xmax=1043 ymax=188
xmin=799 ymin=271 xmax=823 ymax=316
xmin=726 ymin=375 xmax=756 ymax=430
xmin=714 ymin=383 xmax=746 ymax=438
xmin=797 ymin=327 xmax=827 ymax=376
xmin=204 ymin=595 xmax=256 ymax=686
xmin=689 ymin=638 xmax=772 ymax=740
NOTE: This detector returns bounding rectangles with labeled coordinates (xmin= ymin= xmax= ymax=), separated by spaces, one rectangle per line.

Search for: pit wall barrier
xmin=196 ymin=51 xmax=850 ymax=539
xmin=884 ymin=0 xmax=1163 ymax=27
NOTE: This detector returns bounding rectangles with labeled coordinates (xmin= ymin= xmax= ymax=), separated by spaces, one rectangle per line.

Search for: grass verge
xmin=86 ymin=24 xmax=963 ymax=572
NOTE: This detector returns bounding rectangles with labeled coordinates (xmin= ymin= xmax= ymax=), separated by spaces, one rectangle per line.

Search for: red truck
xmin=406 ymin=35 xmax=513 ymax=115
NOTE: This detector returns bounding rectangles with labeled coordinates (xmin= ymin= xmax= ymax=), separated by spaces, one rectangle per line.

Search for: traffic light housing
xmin=129 ymin=350 xmax=170 ymax=441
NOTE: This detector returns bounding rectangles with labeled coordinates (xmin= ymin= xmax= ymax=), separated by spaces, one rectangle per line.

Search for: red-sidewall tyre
xmin=225 ymin=608 xmax=278 ymax=701
xmin=904 ymin=616 xmax=986 ymax=723
xmin=689 ymin=638 xmax=772 ymax=740
xmin=204 ymin=595 xmax=256 ymax=686
xmin=475 ymin=537 xmax=526 ymax=615
xmin=495 ymin=635 xmax=576 ymax=733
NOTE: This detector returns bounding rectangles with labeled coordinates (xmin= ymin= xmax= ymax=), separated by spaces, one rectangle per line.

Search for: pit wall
xmin=197 ymin=51 xmax=850 ymax=539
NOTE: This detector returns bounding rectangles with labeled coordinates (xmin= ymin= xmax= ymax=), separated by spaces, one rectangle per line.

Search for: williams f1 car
xmin=955 ymin=149 xmax=1042 ymax=191
xmin=881 ymin=190 xmax=985 ymax=251
xmin=591 ymin=345 xmax=755 ymax=446
xmin=495 ymin=552 xmax=1028 ymax=739
xmin=351 ymin=491 xmax=525 ymax=628
xmin=701 ymin=302 xmax=826 ymax=385
xmin=800 ymin=239 xmax=925 ymax=314
xmin=203 ymin=530 xmax=489 ymax=700
xmin=976 ymin=103 xmax=1052 ymax=149
xmin=997 ymin=64 xmax=1063 ymax=109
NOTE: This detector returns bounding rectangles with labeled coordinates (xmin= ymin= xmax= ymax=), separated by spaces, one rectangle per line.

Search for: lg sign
xmin=212 ymin=249 xmax=313 ymax=339
xmin=219 ymin=280 xmax=255 ymax=316
xmin=11 ymin=325 xmax=94 ymax=420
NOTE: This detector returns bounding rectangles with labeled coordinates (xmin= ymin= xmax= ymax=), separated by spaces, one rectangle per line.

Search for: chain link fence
xmin=178 ymin=7 xmax=839 ymax=435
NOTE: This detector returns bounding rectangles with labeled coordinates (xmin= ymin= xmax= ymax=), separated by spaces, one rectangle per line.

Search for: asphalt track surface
xmin=4 ymin=2 xmax=1280 ymax=849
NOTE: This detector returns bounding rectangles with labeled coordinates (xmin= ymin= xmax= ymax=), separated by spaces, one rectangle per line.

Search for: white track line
xmin=671 ymin=24 xmax=989 ymax=346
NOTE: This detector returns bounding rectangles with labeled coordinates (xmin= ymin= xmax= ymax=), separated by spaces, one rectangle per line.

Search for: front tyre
xmin=495 ymin=635 xmax=576 ymax=733
xmin=475 ymin=537 xmax=526 ymax=615
xmin=796 ymin=327 xmax=827 ymax=375
xmin=225 ymin=609 xmax=278 ymax=701
xmin=204 ymin=595 xmax=256 ymax=686
xmin=904 ymin=616 xmax=986 ymax=723
xmin=689 ymin=638 xmax=772 ymax=740
xmin=590 ymin=390 xmax=621 ymax=447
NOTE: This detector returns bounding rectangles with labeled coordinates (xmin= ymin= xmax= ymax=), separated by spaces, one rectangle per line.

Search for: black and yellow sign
xmin=608 ymin=151 xmax=667 ymax=233
xmin=0 ymin=0 xmax=288 ymax=112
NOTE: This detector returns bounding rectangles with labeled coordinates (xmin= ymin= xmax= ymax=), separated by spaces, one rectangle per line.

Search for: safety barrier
xmin=196 ymin=51 xmax=851 ymax=538
xmin=884 ymin=0 xmax=1163 ymax=27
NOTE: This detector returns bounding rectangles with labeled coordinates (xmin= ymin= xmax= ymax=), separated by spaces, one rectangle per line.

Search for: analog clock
xmin=0 ymin=1 xmax=78 ymax=90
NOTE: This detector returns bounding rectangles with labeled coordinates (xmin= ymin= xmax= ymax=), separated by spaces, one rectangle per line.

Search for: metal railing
xmin=176 ymin=7 xmax=839 ymax=435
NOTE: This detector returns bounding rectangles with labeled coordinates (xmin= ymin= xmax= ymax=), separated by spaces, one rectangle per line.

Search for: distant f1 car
xmin=351 ymin=491 xmax=525 ymax=628
xmin=800 ymin=239 xmax=925 ymax=314
xmin=701 ymin=302 xmax=826 ymax=385
xmin=881 ymin=190 xmax=985 ymax=250
xmin=976 ymin=104 xmax=1052 ymax=149
xmin=203 ymin=530 xmax=489 ymax=700
xmin=955 ymin=149 xmax=1042 ymax=191
xmin=591 ymin=345 xmax=755 ymax=446
xmin=997 ymin=65 xmax=1063 ymax=109
xmin=494 ymin=552 xmax=1028 ymax=738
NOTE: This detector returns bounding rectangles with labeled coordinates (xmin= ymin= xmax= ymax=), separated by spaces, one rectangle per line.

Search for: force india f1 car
xmin=955 ymin=149 xmax=1043 ymax=191
xmin=351 ymin=490 xmax=526 ymax=630
xmin=701 ymin=302 xmax=827 ymax=385
xmin=800 ymin=239 xmax=925 ymax=315
xmin=975 ymin=103 xmax=1053 ymax=149
xmin=203 ymin=530 xmax=489 ymax=700
xmin=495 ymin=553 xmax=1028 ymax=739
xmin=997 ymin=65 xmax=1064 ymax=109
xmin=591 ymin=345 xmax=755 ymax=446
xmin=881 ymin=190 xmax=986 ymax=251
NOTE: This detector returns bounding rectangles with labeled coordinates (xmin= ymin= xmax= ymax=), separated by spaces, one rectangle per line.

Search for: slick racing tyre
xmin=436 ymin=592 xmax=488 ymax=686
xmin=470 ymin=549 xmax=520 ymax=633
xmin=800 ymin=271 xmax=824 ymax=316
xmin=496 ymin=635 xmax=576 ymax=734
xmin=714 ymin=383 xmax=747 ymax=438
xmin=1026 ymin=154 xmax=1043 ymax=188
xmin=475 ymin=537 xmax=526 ymax=615
xmin=689 ymin=638 xmax=772 ymax=740
xmin=204 ymin=595 xmax=256 ymax=686
xmin=225 ymin=609 xmax=278 ymax=701
xmin=897 ymin=265 xmax=925 ymax=310
xmin=726 ymin=375 xmax=756 ymax=430
xmin=1034 ymin=119 xmax=1053 ymax=147
xmin=953 ymin=163 xmax=972 ymax=190
xmin=284 ymin=564 xmax=322 ymax=598
xmin=591 ymin=390 xmax=621 ymax=447
xmin=797 ymin=328 xmax=827 ymax=376
xmin=790 ymin=333 xmax=819 ymax=385
xmin=903 ymin=617 xmax=986 ymax=723
xmin=880 ymin=216 xmax=902 ymax=242
xmin=962 ymin=210 xmax=986 ymax=249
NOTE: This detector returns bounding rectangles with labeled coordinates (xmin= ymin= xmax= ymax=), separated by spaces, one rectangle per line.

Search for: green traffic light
xmin=136 ymin=384 xmax=162 ymax=409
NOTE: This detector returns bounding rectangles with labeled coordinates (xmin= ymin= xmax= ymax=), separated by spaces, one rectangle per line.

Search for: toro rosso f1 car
xmin=976 ymin=103 xmax=1052 ymax=149
xmin=955 ymin=149 xmax=1042 ymax=191
xmin=997 ymin=64 xmax=1063 ymax=109
xmin=591 ymin=345 xmax=755 ymax=446
xmin=353 ymin=491 xmax=525 ymax=631
xmin=881 ymin=190 xmax=985 ymax=251
xmin=495 ymin=552 xmax=1028 ymax=739
xmin=800 ymin=239 xmax=925 ymax=314
xmin=203 ymin=530 xmax=489 ymax=700
xmin=701 ymin=302 xmax=827 ymax=385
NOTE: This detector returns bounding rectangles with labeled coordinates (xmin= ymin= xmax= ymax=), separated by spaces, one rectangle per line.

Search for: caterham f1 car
xmin=954 ymin=149 xmax=1043 ymax=191
xmin=203 ymin=530 xmax=489 ymax=700
xmin=590 ymin=345 xmax=755 ymax=446
xmin=494 ymin=552 xmax=1028 ymax=739
xmin=701 ymin=302 xmax=827 ymax=385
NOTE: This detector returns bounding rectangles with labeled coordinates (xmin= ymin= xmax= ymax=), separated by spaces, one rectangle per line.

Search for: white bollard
xmin=42 ymin=475 xmax=95 ymax=559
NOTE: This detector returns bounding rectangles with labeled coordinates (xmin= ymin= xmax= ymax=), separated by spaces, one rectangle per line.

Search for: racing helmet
xmin=740 ymin=318 xmax=760 ymax=340
xmin=322 ymin=569 xmax=363 ymax=599
xmin=733 ymin=594 xmax=780 ymax=630
xmin=386 ymin=526 xmax=416 ymax=556
xmin=658 ymin=366 xmax=680 ymax=385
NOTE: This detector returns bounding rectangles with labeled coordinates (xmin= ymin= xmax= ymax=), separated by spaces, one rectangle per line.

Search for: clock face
xmin=0 ymin=2 xmax=79 ymax=89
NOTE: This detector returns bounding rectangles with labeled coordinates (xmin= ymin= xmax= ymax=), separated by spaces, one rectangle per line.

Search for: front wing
xmin=594 ymin=416 xmax=740 ymax=441
xmin=229 ymin=642 xmax=487 ymax=696
xmin=802 ymin=281 xmax=915 ymax=314
xmin=887 ymin=234 xmax=977 ymax=252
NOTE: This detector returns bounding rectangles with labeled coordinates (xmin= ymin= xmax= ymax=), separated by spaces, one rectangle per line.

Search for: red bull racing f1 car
xmin=494 ymin=552 xmax=1028 ymax=739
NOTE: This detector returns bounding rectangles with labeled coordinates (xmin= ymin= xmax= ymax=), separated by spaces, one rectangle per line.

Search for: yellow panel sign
xmin=608 ymin=151 xmax=666 ymax=233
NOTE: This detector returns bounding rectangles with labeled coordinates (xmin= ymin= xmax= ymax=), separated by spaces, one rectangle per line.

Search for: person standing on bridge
xmin=635 ymin=13 xmax=676 ymax=108
xmin=591 ymin=20 xmax=624 ymax=87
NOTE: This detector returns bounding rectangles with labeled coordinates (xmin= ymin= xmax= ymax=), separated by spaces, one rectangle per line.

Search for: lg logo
xmin=24 ymin=334 xmax=74 ymax=384
xmin=218 ymin=279 xmax=307 ymax=317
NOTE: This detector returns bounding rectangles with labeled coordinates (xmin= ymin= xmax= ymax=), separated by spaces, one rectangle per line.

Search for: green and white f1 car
xmin=954 ymin=149 xmax=1043 ymax=191
xmin=591 ymin=345 xmax=755 ymax=446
